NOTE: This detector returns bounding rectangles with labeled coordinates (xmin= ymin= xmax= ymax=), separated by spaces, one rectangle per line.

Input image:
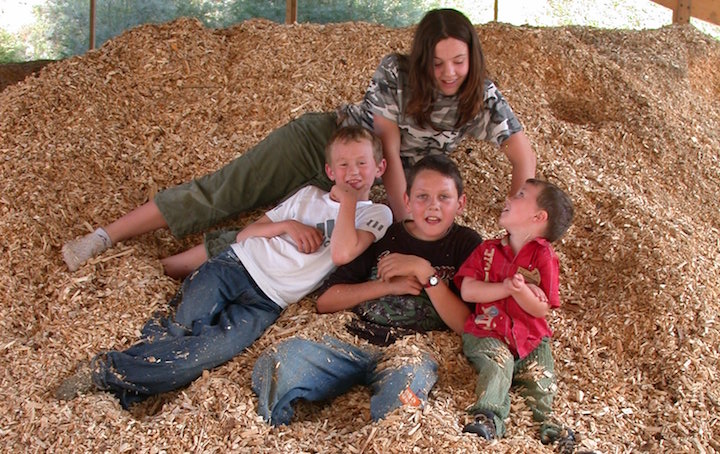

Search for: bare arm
xmin=460 ymin=276 xmax=510 ymax=303
xmin=236 ymin=214 xmax=324 ymax=253
xmin=502 ymin=131 xmax=536 ymax=196
xmin=425 ymin=280 xmax=470 ymax=334
xmin=316 ymin=276 xmax=422 ymax=313
xmin=461 ymin=274 xmax=549 ymax=318
xmin=504 ymin=274 xmax=550 ymax=318
xmin=373 ymin=114 xmax=407 ymax=221
xmin=329 ymin=185 xmax=377 ymax=266
xmin=377 ymin=253 xmax=469 ymax=335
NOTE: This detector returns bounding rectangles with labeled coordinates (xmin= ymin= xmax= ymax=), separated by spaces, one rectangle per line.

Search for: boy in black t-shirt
xmin=251 ymin=155 xmax=482 ymax=425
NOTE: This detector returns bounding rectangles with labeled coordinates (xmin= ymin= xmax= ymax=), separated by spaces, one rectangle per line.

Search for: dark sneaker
xmin=55 ymin=361 xmax=96 ymax=400
xmin=462 ymin=411 xmax=496 ymax=440
xmin=556 ymin=429 xmax=577 ymax=454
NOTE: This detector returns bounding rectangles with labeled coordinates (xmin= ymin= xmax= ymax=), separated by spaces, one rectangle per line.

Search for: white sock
xmin=62 ymin=227 xmax=112 ymax=271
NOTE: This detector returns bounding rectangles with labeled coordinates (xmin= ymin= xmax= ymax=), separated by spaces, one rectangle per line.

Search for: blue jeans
xmin=252 ymin=336 xmax=438 ymax=425
xmin=92 ymin=249 xmax=282 ymax=408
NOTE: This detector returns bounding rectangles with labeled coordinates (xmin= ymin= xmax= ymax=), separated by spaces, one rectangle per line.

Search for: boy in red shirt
xmin=454 ymin=179 xmax=575 ymax=452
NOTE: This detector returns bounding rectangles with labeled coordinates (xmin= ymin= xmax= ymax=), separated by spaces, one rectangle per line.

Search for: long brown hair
xmin=404 ymin=9 xmax=486 ymax=129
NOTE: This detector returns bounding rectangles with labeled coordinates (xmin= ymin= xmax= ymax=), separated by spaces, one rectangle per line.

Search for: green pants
xmin=462 ymin=335 xmax=557 ymax=438
xmin=155 ymin=112 xmax=338 ymax=245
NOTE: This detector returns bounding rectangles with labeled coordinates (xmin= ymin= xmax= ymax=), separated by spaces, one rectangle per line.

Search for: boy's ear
xmin=456 ymin=193 xmax=467 ymax=215
xmin=534 ymin=209 xmax=548 ymax=223
xmin=325 ymin=163 xmax=336 ymax=181
xmin=375 ymin=158 xmax=387 ymax=177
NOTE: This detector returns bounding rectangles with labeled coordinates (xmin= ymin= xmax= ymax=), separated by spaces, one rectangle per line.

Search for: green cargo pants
xmin=462 ymin=335 xmax=558 ymax=438
xmin=155 ymin=112 xmax=338 ymax=247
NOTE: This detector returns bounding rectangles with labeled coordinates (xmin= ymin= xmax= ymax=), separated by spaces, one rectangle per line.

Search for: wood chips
xmin=0 ymin=18 xmax=719 ymax=453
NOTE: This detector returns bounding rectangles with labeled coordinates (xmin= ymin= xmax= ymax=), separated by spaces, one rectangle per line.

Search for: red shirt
xmin=454 ymin=236 xmax=560 ymax=359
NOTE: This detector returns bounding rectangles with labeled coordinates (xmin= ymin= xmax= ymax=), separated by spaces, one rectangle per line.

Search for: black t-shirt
xmin=319 ymin=221 xmax=482 ymax=344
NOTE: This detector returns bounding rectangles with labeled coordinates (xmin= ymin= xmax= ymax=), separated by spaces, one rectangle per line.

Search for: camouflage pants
xmin=462 ymin=335 xmax=558 ymax=438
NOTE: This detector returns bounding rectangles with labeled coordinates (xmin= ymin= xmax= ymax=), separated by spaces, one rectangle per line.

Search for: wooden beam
xmin=650 ymin=0 xmax=720 ymax=25
xmin=286 ymin=0 xmax=298 ymax=24
xmin=89 ymin=0 xmax=95 ymax=50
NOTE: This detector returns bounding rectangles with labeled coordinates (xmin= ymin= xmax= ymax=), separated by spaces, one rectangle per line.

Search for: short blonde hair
xmin=325 ymin=126 xmax=383 ymax=164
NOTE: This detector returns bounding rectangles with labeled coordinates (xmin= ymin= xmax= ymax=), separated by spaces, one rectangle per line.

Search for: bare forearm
xmin=382 ymin=161 xmax=407 ymax=221
xmin=503 ymin=132 xmax=536 ymax=196
xmin=316 ymin=281 xmax=392 ymax=313
xmin=513 ymin=288 xmax=550 ymax=318
xmin=235 ymin=215 xmax=277 ymax=242
xmin=329 ymin=199 xmax=367 ymax=265
xmin=460 ymin=278 xmax=509 ymax=303
xmin=373 ymin=114 xmax=407 ymax=220
xmin=425 ymin=284 xmax=470 ymax=334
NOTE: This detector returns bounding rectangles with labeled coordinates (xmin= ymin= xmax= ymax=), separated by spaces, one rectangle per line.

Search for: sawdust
xmin=1 ymin=17 xmax=719 ymax=453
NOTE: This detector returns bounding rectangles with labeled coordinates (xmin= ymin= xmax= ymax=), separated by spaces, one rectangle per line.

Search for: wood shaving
xmin=1 ymin=18 xmax=719 ymax=453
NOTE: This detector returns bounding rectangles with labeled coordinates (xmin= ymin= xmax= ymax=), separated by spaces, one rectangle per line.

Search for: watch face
xmin=429 ymin=275 xmax=439 ymax=286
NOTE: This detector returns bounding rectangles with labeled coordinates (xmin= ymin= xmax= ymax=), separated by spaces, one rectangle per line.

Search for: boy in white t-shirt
xmin=55 ymin=126 xmax=392 ymax=408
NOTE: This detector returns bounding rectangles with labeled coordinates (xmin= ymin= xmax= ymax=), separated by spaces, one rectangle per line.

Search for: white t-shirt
xmin=231 ymin=186 xmax=392 ymax=308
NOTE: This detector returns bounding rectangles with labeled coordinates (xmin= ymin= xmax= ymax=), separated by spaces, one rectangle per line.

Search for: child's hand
xmin=503 ymin=273 xmax=526 ymax=294
xmin=386 ymin=276 xmax=423 ymax=296
xmin=377 ymin=253 xmax=431 ymax=282
xmin=526 ymin=283 xmax=548 ymax=303
xmin=330 ymin=184 xmax=360 ymax=205
xmin=284 ymin=220 xmax=324 ymax=253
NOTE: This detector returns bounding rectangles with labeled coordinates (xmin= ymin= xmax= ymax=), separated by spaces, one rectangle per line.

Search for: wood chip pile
xmin=1 ymin=17 xmax=719 ymax=453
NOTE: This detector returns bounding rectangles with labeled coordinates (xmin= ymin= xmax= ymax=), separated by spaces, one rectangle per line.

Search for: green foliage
xmin=226 ymin=0 xmax=286 ymax=25
xmin=31 ymin=0 xmax=439 ymax=59
xmin=292 ymin=0 xmax=434 ymax=27
xmin=223 ymin=0 xmax=435 ymax=28
xmin=0 ymin=28 xmax=26 ymax=63
xmin=9 ymin=0 xmax=718 ymax=62
xmin=35 ymin=0 xmax=214 ymax=58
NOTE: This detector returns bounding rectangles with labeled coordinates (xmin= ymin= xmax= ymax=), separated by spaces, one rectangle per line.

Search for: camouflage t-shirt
xmin=318 ymin=221 xmax=483 ymax=344
xmin=339 ymin=53 xmax=523 ymax=165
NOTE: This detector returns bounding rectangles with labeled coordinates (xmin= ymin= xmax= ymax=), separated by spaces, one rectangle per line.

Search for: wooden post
xmin=89 ymin=0 xmax=95 ymax=50
xmin=494 ymin=0 xmax=498 ymax=22
xmin=286 ymin=0 xmax=298 ymax=24
xmin=674 ymin=0 xmax=691 ymax=23
xmin=650 ymin=0 xmax=719 ymax=25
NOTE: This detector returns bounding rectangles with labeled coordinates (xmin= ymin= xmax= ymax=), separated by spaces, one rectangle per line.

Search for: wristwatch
xmin=424 ymin=274 xmax=440 ymax=288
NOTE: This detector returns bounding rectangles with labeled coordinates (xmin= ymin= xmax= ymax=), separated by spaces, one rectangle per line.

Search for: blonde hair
xmin=325 ymin=126 xmax=383 ymax=164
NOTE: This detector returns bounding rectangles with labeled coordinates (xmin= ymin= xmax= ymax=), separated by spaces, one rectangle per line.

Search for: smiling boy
xmin=251 ymin=154 xmax=482 ymax=425
xmin=55 ymin=126 xmax=392 ymax=407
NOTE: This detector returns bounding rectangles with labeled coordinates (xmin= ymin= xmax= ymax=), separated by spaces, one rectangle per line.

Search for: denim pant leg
xmin=369 ymin=352 xmax=438 ymax=421
xmin=140 ymin=249 xmax=257 ymax=339
xmin=155 ymin=112 xmax=338 ymax=237
xmin=252 ymin=336 xmax=380 ymax=426
xmin=93 ymin=251 xmax=282 ymax=409
xmin=171 ymin=249 xmax=256 ymax=333
xmin=462 ymin=334 xmax=515 ymax=437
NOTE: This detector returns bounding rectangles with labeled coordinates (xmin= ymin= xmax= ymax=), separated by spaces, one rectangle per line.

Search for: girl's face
xmin=433 ymin=37 xmax=469 ymax=96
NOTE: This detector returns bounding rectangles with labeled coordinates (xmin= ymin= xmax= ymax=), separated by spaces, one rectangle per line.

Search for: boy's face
xmin=325 ymin=138 xmax=385 ymax=197
xmin=404 ymin=169 xmax=465 ymax=240
xmin=499 ymin=182 xmax=544 ymax=231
